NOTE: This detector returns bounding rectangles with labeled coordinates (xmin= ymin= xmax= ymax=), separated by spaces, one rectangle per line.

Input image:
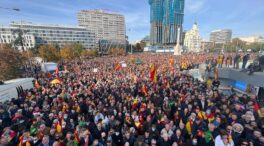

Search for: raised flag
xmin=56 ymin=122 xmax=62 ymax=133
xmin=55 ymin=67 xmax=59 ymax=76
xmin=141 ymin=85 xmax=148 ymax=96
xmin=169 ymin=58 xmax=174 ymax=65
xmin=115 ymin=63 xmax=121 ymax=71
xmin=150 ymin=64 xmax=157 ymax=83
xmin=254 ymin=102 xmax=262 ymax=117
xmin=186 ymin=120 xmax=193 ymax=135
xmin=206 ymin=113 xmax=215 ymax=123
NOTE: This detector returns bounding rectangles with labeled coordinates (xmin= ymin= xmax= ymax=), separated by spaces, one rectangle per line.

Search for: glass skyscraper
xmin=149 ymin=0 xmax=185 ymax=46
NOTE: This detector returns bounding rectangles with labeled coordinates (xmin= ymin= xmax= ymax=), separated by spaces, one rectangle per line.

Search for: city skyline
xmin=0 ymin=0 xmax=264 ymax=42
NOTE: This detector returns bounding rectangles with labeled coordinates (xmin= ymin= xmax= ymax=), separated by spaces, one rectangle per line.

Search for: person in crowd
xmin=242 ymin=53 xmax=250 ymax=70
xmin=218 ymin=54 xmax=225 ymax=68
xmin=234 ymin=53 xmax=241 ymax=69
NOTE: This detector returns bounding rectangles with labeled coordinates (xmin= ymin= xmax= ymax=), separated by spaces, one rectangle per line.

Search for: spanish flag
xmin=115 ymin=63 xmax=121 ymax=71
xmin=19 ymin=136 xmax=31 ymax=146
xmin=150 ymin=64 xmax=157 ymax=83
xmin=206 ymin=113 xmax=215 ymax=123
xmin=254 ymin=102 xmax=262 ymax=117
xmin=75 ymin=105 xmax=80 ymax=113
xmin=169 ymin=58 xmax=174 ymax=65
xmin=186 ymin=120 xmax=193 ymax=135
xmin=56 ymin=122 xmax=62 ymax=133
xmin=55 ymin=67 xmax=59 ymax=76
xmin=141 ymin=85 xmax=148 ymax=96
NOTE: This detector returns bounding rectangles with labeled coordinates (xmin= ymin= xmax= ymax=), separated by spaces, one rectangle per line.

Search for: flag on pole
xmin=115 ymin=63 xmax=122 ymax=71
xmin=56 ymin=122 xmax=62 ymax=133
xmin=254 ymin=102 xmax=262 ymax=117
xmin=141 ymin=84 xmax=148 ymax=96
xmin=186 ymin=120 xmax=193 ymax=135
xmin=150 ymin=64 xmax=157 ymax=83
xmin=55 ymin=67 xmax=59 ymax=76
xmin=169 ymin=58 xmax=174 ymax=65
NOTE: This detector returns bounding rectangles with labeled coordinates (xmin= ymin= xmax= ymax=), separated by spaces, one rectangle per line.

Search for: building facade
xmin=184 ymin=23 xmax=202 ymax=52
xmin=201 ymin=41 xmax=214 ymax=52
xmin=6 ymin=21 xmax=96 ymax=49
xmin=0 ymin=27 xmax=35 ymax=50
xmin=77 ymin=10 xmax=126 ymax=44
xmin=210 ymin=29 xmax=232 ymax=44
xmin=149 ymin=0 xmax=185 ymax=46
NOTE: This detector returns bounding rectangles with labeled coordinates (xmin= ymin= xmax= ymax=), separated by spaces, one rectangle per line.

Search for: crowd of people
xmin=0 ymin=53 xmax=264 ymax=146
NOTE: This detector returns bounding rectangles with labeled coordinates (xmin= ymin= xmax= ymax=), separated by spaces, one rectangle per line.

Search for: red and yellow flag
xmin=169 ymin=58 xmax=174 ymax=65
xmin=55 ymin=67 xmax=59 ymax=76
xmin=141 ymin=85 xmax=148 ymax=96
xmin=150 ymin=64 xmax=157 ymax=83
xmin=186 ymin=120 xmax=193 ymax=135
xmin=56 ymin=122 xmax=62 ymax=133
xmin=254 ymin=102 xmax=262 ymax=117
xmin=115 ymin=63 xmax=121 ymax=71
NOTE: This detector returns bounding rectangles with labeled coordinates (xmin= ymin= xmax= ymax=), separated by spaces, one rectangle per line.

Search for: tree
xmin=0 ymin=44 xmax=28 ymax=80
xmin=11 ymin=29 xmax=29 ymax=51
xmin=81 ymin=49 xmax=98 ymax=57
xmin=73 ymin=43 xmax=84 ymax=56
xmin=38 ymin=44 xmax=60 ymax=62
xmin=108 ymin=48 xmax=125 ymax=55
xmin=60 ymin=44 xmax=78 ymax=60
xmin=135 ymin=43 xmax=142 ymax=52
xmin=29 ymin=44 xmax=41 ymax=55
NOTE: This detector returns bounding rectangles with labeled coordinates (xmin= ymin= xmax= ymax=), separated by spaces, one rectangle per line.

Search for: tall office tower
xmin=77 ymin=10 xmax=126 ymax=44
xmin=149 ymin=0 xmax=185 ymax=46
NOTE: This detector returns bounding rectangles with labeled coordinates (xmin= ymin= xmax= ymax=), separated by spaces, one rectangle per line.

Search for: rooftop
xmin=10 ymin=21 xmax=87 ymax=29
xmin=211 ymin=29 xmax=232 ymax=33
xmin=78 ymin=9 xmax=123 ymax=16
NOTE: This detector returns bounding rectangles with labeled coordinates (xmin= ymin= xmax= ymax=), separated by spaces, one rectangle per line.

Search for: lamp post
xmin=127 ymin=28 xmax=133 ymax=55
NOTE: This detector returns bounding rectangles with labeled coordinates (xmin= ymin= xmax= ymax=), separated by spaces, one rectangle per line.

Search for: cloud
xmin=185 ymin=0 xmax=207 ymax=13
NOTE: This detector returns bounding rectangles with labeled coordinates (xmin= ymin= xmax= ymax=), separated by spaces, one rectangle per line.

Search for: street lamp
xmin=127 ymin=28 xmax=133 ymax=55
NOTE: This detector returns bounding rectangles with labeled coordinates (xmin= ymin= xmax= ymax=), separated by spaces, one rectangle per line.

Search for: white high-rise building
xmin=77 ymin=10 xmax=126 ymax=43
xmin=184 ymin=23 xmax=202 ymax=52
